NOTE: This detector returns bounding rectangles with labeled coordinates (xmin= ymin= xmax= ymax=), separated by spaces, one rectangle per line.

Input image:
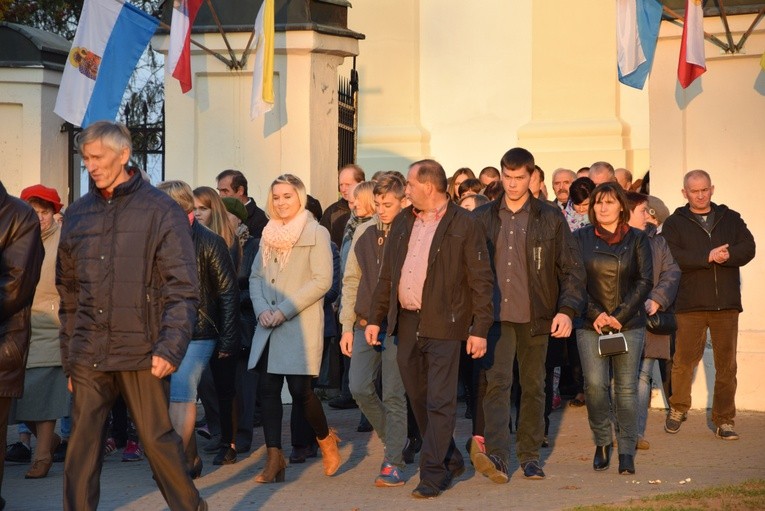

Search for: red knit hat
xmin=21 ymin=184 xmax=63 ymax=214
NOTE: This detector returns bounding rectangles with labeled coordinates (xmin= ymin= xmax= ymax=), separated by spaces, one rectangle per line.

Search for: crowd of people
xmin=0 ymin=120 xmax=755 ymax=509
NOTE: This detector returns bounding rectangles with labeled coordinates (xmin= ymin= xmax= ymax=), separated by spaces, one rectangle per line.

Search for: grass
xmin=567 ymin=478 xmax=765 ymax=510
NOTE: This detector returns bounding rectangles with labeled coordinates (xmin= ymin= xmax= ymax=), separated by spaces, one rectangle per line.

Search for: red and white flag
xmin=167 ymin=0 xmax=203 ymax=93
xmin=678 ymin=0 xmax=706 ymax=88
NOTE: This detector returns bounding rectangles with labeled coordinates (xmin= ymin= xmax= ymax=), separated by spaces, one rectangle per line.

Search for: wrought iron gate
xmin=338 ymin=58 xmax=359 ymax=169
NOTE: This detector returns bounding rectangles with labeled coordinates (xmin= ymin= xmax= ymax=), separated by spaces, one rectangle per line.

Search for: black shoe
xmin=618 ymin=454 xmax=635 ymax=475
xmin=212 ymin=446 xmax=237 ymax=466
xmin=235 ymin=443 xmax=251 ymax=454
xmin=328 ymin=396 xmax=358 ymax=410
xmin=5 ymin=442 xmax=31 ymax=463
xmin=593 ymin=444 xmax=612 ymax=471
xmin=53 ymin=440 xmax=68 ymax=463
xmin=411 ymin=481 xmax=441 ymax=499
xmin=188 ymin=456 xmax=203 ymax=479
xmin=440 ymin=463 xmax=466 ymax=490
xmin=521 ymin=460 xmax=546 ymax=480
xmin=402 ymin=436 xmax=422 ymax=465
xmin=473 ymin=452 xmax=509 ymax=484
xmin=357 ymin=415 xmax=373 ymax=433
xmin=289 ymin=443 xmax=318 ymax=463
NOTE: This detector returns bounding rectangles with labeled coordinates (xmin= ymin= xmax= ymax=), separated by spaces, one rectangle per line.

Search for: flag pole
xmin=204 ymin=0 xmax=241 ymax=69
xmin=662 ymin=4 xmax=730 ymax=52
xmin=106 ymin=0 xmax=235 ymax=68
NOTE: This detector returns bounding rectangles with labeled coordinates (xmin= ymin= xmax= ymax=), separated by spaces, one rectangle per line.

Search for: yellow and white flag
xmin=250 ymin=0 xmax=274 ymax=119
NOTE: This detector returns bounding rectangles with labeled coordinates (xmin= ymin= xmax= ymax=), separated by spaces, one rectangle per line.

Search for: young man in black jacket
xmin=471 ymin=147 xmax=585 ymax=482
xmin=662 ymin=170 xmax=755 ymax=440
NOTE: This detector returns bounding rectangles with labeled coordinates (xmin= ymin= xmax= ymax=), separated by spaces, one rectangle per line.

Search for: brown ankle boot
xmin=254 ymin=447 xmax=286 ymax=483
xmin=316 ymin=428 xmax=342 ymax=476
xmin=25 ymin=458 xmax=53 ymax=479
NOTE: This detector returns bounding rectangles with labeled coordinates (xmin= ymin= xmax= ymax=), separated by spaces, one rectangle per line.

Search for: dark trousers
xmin=670 ymin=310 xmax=739 ymax=426
xmin=256 ymin=343 xmax=329 ymax=449
xmin=397 ymin=309 xmax=463 ymax=489
xmin=235 ymin=356 xmax=258 ymax=450
xmin=481 ymin=321 xmax=547 ymax=464
xmin=210 ymin=355 xmax=237 ymax=446
xmin=64 ymin=365 xmax=200 ymax=511
xmin=0 ymin=397 xmax=11 ymax=500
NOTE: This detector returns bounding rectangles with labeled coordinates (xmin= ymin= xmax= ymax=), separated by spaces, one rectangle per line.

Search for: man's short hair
xmin=552 ymin=168 xmax=576 ymax=182
xmin=500 ymin=147 xmax=535 ymax=174
xmin=589 ymin=161 xmax=616 ymax=181
xmin=411 ymin=159 xmax=448 ymax=193
xmin=684 ymin=169 xmax=712 ymax=188
xmin=458 ymin=178 xmax=483 ymax=198
xmin=479 ymin=166 xmax=500 ymax=180
xmin=157 ymin=180 xmax=195 ymax=214
xmin=216 ymin=169 xmax=249 ymax=196
xmin=79 ymin=121 xmax=132 ymax=156
xmin=533 ymin=165 xmax=545 ymax=181
xmin=373 ymin=173 xmax=405 ymax=199
xmin=340 ymin=164 xmax=366 ymax=184
xmin=625 ymin=191 xmax=649 ymax=212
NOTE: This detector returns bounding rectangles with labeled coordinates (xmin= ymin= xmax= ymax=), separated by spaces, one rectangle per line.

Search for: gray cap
xmin=647 ymin=195 xmax=670 ymax=225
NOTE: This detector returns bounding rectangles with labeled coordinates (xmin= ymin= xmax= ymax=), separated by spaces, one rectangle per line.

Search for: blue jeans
xmin=637 ymin=357 xmax=657 ymax=438
xmin=577 ymin=328 xmax=644 ymax=455
xmin=170 ymin=340 xmax=215 ymax=403
xmin=348 ymin=329 xmax=407 ymax=467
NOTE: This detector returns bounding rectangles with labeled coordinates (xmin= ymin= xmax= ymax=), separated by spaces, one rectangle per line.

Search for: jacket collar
xmin=92 ymin=169 xmax=144 ymax=201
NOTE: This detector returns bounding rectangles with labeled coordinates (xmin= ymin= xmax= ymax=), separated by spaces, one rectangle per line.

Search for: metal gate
xmin=338 ymin=58 xmax=359 ymax=169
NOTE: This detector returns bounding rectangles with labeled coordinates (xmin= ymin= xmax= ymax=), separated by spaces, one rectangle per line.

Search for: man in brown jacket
xmin=0 ymin=180 xmax=44 ymax=510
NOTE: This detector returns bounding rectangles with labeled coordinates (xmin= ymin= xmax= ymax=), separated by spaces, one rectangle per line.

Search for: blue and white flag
xmin=54 ymin=0 xmax=158 ymax=127
xmin=617 ymin=0 xmax=663 ymax=90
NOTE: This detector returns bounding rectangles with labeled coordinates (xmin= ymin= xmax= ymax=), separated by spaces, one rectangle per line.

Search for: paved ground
xmin=3 ymin=403 xmax=764 ymax=510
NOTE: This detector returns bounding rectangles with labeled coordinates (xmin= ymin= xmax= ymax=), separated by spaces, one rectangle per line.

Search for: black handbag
xmin=598 ymin=332 xmax=628 ymax=357
xmin=646 ymin=311 xmax=677 ymax=336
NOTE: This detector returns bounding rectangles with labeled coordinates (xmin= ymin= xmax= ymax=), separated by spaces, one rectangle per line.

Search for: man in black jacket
xmin=57 ymin=122 xmax=206 ymax=511
xmin=662 ymin=170 xmax=755 ymax=440
xmin=216 ymin=169 xmax=268 ymax=238
xmin=365 ymin=159 xmax=494 ymax=499
xmin=472 ymin=148 xmax=585 ymax=483
xmin=0 ymin=181 xmax=44 ymax=510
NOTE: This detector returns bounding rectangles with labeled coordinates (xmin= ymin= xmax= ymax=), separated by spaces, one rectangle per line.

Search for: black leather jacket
xmin=473 ymin=194 xmax=586 ymax=336
xmin=0 ymin=181 xmax=44 ymax=398
xmin=191 ymin=221 xmax=240 ymax=354
xmin=574 ymin=224 xmax=653 ymax=332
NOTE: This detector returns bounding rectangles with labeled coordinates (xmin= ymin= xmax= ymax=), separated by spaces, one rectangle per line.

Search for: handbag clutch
xmin=646 ymin=311 xmax=677 ymax=336
xmin=598 ymin=331 xmax=628 ymax=357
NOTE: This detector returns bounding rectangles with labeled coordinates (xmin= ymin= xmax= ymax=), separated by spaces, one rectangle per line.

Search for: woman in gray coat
xmin=249 ymin=174 xmax=341 ymax=483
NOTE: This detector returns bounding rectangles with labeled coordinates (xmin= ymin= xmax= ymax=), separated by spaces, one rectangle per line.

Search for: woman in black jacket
xmin=158 ymin=181 xmax=239 ymax=475
xmin=573 ymin=183 xmax=652 ymax=476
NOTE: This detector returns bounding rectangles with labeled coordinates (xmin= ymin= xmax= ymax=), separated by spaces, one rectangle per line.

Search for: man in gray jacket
xmin=57 ymin=122 xmax=206 ymax=511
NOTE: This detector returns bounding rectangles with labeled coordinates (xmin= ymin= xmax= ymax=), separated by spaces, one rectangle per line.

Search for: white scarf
xmin=260 ymin=209 xmax=309 ymax=271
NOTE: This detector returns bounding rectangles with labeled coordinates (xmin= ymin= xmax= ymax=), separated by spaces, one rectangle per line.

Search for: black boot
xmin=618 ymin=454 xmax=635 ymax=475
xmin=593 ymin=443 xmax=612 ymax=471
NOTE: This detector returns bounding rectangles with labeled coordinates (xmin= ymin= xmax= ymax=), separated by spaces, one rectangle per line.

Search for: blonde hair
xmin=193 ymin=186 xmax=235 ymax=247
xmin=266 ymin=174 xmax=308 ymax=219
xmin=352 ymin=181 xmax=376 ymax=217
xmin=157 ymin=180 xmax=194 ymax=213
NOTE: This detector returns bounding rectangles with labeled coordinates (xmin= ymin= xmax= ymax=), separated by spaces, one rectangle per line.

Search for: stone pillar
xmin=518 ymin=1 xmax=630 ymax=171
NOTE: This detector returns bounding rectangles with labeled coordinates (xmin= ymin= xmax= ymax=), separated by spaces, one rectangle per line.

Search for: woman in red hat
xmin=11 ymin=185 xmax=68 ymax=479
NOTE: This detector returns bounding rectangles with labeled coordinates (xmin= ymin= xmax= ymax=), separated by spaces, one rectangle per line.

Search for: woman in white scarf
xmin=248 ymin=174 xmax=341 ymax=483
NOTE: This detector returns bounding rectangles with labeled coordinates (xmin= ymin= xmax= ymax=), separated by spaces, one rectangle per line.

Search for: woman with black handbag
xmin=625 ymin=192 xmax=680 ymax=451
xmin=573 ymin=183 xmax=653 ymax=475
